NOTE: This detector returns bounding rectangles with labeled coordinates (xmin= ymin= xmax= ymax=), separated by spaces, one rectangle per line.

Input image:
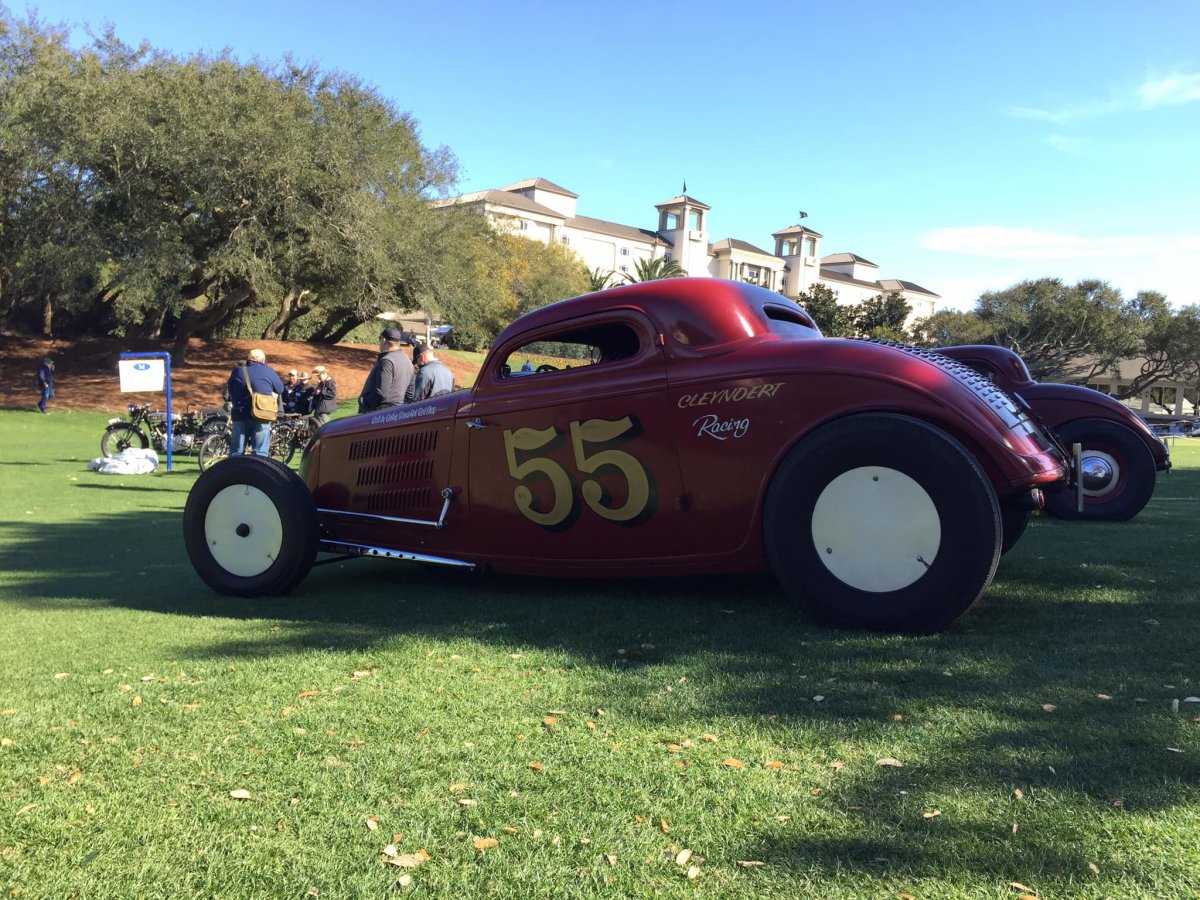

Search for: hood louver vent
xmin=349 ymin=429 xmax=437 ymax=462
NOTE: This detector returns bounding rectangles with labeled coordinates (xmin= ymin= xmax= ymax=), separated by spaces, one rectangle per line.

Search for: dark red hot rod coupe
xmin=183 ymin=278 xmax=1166 ymax=632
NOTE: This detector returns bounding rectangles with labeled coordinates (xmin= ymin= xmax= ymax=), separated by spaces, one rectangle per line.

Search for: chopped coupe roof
xmin=492 ymin=278 xmax=792 ymax=351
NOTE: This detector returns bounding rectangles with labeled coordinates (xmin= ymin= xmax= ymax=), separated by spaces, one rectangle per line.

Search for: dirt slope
xmin=0 ymin=334 xmax=480 ymax=413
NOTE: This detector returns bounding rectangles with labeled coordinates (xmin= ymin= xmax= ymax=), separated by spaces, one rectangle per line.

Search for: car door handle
xmin=466 ymin=418 xmax=487 ymax=430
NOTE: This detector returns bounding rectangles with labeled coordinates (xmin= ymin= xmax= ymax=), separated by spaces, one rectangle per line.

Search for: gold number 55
xmin=503 ymin=416 xmax=654 ymax=528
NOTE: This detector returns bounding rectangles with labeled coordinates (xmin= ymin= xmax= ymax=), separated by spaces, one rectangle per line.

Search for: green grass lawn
xmin=2 ymin=409 xmax=1198 ymax=898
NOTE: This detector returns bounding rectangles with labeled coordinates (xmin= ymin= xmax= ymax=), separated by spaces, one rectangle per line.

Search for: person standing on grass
xmin=36 ymin=356 xmax=55 ymax=413
xmin=358 ymin=327 xmax=414 ymax=413
xmin=281 ymin=369 xmax=301 ymax=413
xmin=407 ymin=344 xmax=454 ymax=402
xmin=226 ymin=348 xmax=285 ymax=457
xmin=310 ymin=365 xmax=337 ymax=426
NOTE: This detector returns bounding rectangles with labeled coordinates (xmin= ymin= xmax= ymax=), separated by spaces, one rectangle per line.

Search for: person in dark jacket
xmin=226 ymin=348 xmax=286 ymax=457
xmin=407 ymin=344 xmax=455 ymax=402
xmin=281 ymin=370 xmax=300 ymax=413
xmin=36 ymin=357 xmax=55 ymax=413
xmin=294 ymin=372 xmax=315 ymax=415
xmin=358 ymin=327 xmax=414 ymax=413
xmin=310 ymin=365 xmax=338 ymax=426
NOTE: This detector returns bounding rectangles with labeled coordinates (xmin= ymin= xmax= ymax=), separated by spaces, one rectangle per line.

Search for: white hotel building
xmin=439 ymin=177 xmax=939 ymax=320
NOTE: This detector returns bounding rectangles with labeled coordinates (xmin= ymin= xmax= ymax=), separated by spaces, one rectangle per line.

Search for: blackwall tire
xmin=1043 ymin=418 xmax=1156 ymax=521
xmin=763 ymin=414 xmax=1002 ymax=633
xmin=183 ymin=455 xmax=318 ymax=597
xmin=101 ymin=424 xmax=149 ymax=458
xmin=1000 ymin=507 xmax=1031 ymax=555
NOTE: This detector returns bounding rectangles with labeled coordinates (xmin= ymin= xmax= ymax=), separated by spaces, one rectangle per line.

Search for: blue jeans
xmin=38 ymin=386 xmax=53 ymax=412
xmin=231 ymin=419 xmax=272 ymax=457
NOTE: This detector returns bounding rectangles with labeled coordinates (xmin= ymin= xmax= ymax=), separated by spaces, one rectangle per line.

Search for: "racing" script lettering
xmin=693 ymin=414 xmax=750 ymax=440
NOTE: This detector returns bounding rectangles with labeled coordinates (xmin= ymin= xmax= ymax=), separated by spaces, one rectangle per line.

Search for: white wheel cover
xmin=204 ymin=484 xmax=285 ymax=578
xmin=1080 ymin=450 xmax=1120 ymax=498
xmin=811 ymin=466 xmax=941 ymax=593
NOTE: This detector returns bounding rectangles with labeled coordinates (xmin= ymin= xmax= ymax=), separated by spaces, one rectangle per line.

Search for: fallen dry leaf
xmin=298 ymin=690 xmax=319 ymax=698
xmin=876 ymin=758 xmax=903 ymax=768
xmin=472 ymin=836 xmax=499 ymax=850
xmin=131 ymin=696 xmax=142 ymax=707
xmin=0 ymin=709 xmax=16 ymax=715
xmin=1096 ymin=694 xmax=1113 ymax=701
xmin=603 ymin=853 xmax=617 ymax=866
xmin=675 ymin=849 xmax=692 ymax=866
xmin=542 ymin=716 xmax=559 ymax=727
xmin=700 ymin=733 xmax=718 ymax=743
xmin=1088 ymin=862 xmax=1100 ymax=875
xmin=922 ymin=809 xmax=941 ymax=819
xmin=722 ymin=758 xmax=746 ymax=769
xmin=397 ymin=874 xmax=413 ymax=887
xmin=228 ymin=789 xmax=251 ymax=800
xmin=830 ymin=760 xmax=845 ymax=771
xmin=899 ymin=894 xmax=916 ymax=900
xmin=53 ymin=673 xmax=70 ymax=680
xmin=1041 ymin=704 xmax=1057 ymax=713
xmin=686 ymin=865 xmax=700 ymax=880
xmin=365 ymin=816 xmax=379 ymax=831
xmin=1013 ymin=788 xmax=1025 ymax=800
xmin=764 ymin=760 xmax=784 ymax=769
xmin=736 ymin=860 xmax=766 ymax=868
xmin=457 ymin=799 xmax=478 ymax=807
xmin=384 ymin=849 xmax=430 ymax=869
xmin=449 ymin=783 xmax=470 ymax=793
xmin=15 ymin=803 xmax=38 ymax=816
xmin=1 ymin=738 xmax=13 ymax=747
xmin=666 ymin=743 xmax=682 ymax=752
xmin=502 ymin=826 xmax=519 ymax=834
xmin=1009 ymin=882 xmax=1037 ymax=894
xmin=67 ymin=771 xmax=82 ymax=785
xmin=528 ymin=761 xmax=545 ymax=772
xmin=660 ymin=819 xmax=671 ymax=834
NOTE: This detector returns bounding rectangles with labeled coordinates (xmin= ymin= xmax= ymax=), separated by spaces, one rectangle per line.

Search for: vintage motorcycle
xmin=100 ymin=403 xmax=228 ymax=458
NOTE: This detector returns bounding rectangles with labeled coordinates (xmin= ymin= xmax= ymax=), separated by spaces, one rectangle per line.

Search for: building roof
xmin=771 ymin=224 xmax=824 ymax=238
xmin=566 ymin=214 xmax=671 ymax=246
xmin=710 ymin=238 xmax=778 ymax=260
xmin=819 ymin=268 xmax=888 ymax=292
xmin=822 ymin=252 xmax=878 ymax=267
xmin=501 ymin=177 xmax=579 ymax=198
xmin=654 ymin=194 xmax=712 ymax=210
xmin=442 ymin=189 xmax=566 ymax=219
xmin=878 ymin=278 xmax=940 ymax=298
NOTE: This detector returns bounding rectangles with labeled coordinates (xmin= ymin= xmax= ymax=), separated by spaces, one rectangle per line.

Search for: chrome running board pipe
xmin=317 ymin=539 xmax=477 ymax=570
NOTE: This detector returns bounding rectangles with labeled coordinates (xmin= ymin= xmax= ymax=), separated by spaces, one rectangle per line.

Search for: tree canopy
xmin=0 ymin=11 xmax=584 ymax=360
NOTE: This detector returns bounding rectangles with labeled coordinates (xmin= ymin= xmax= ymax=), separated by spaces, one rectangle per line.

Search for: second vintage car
xmin=185 ymin=278 xmax=1074 ymax=633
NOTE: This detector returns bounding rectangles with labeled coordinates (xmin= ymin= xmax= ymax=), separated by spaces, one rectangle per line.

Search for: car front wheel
xmin=764 ymin=414 xmax=1002 ymax=633
xmin=183 ymin=456 xmax=319 ymax=596
xmin=1042 ymin=418 xmax=1157 ymax=521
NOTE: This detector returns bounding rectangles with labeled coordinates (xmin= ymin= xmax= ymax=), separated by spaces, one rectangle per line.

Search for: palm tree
xmin=624 ymin=257 xmax=686 ymax=283
xmin=587 ymin=268 xmax=615 ymax=292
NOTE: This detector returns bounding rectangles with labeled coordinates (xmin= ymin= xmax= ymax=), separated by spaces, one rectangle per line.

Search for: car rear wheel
xmin=183 ymin=455 xmax=319 ymax=597
xmin=1043 ymin=418 xmax=1156 ymax=521
xmin=1000 ymin=506 xmax=1031 ymax=555
xmin=764 ymin=414 xmax=1002 ymax=633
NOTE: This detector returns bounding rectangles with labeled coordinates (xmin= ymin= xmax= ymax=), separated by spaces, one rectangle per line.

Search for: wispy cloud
xmin=1005 ymin=71 xmax=1200 ymax=123
xmin=923 ymin=226 xmax=1200 ymax=261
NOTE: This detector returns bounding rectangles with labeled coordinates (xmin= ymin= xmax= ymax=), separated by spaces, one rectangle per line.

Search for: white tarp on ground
xmin=88 ymin=448 xmax=160 ymax=475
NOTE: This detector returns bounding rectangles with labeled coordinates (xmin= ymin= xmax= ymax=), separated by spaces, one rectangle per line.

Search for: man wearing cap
xmin=358 ymin=327 xmax=414 ymax=413
xmin=294 ymin=372 xmax=316 ymax=415
xmin=406 ymin=343 xmax=454 ymax=403
xmin=36 ymin=356 xmax=55 ymax=413
xmin=281 ymin=369 xmax=301 ymax=414
xmin=226 ymin=348 xmax=286 ymax=457
xmin=310 ymin=365 xmax=338 ymax=425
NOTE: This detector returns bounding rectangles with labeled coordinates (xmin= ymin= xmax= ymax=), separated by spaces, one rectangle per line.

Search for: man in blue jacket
xmin=226 ymin=349 xmax=285 ymax=457
xmin=36 ymin=357 xmax=55 ymax=413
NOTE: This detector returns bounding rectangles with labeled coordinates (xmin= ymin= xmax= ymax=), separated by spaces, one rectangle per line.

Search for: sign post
xmin=118 ymin=352 xmax=174 ymax=471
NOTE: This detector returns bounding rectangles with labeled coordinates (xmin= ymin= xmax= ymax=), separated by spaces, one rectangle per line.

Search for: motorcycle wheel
xmin=101 ymin=424 xmax=149 ymax=458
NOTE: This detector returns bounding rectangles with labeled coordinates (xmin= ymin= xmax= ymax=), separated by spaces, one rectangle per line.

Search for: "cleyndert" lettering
xmin=676 ymin=381 xmax=783 ymax=409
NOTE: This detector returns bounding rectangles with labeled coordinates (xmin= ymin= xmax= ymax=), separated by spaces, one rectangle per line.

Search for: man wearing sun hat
xmin=310 ymin=365 xmax=338 ymax=425
xmin=358 ymin=326 xmax=415 ymax=413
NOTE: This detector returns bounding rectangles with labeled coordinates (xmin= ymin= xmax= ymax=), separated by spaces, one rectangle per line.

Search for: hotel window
xmin=805 ymin=237 xmax=816 ymax=255
xmin=664 ymin=252 xmax=672 ymax=261
xmin=560 ymin=236 xmax=569 ymax=245
xmin=619 ymin=264 xmax=628 ymax=273
xmin=620 ymin=247 xmax=629 ymax=256
xmin=688 ymin=211 xmax=701 ymax=230
xmin=663 ymin=212 xmax=679 ymax=230
xmin=519 ymin=220 xmax=529 ymax=231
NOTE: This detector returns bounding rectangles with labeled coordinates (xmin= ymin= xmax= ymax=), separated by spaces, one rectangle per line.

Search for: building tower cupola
xmin=655 ymin=185 xmax=711 ymax=277
xmin=772 ymin=222 xmax=823 ymax=299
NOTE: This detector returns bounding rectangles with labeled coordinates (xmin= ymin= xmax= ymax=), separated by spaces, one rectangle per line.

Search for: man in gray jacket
xmin=407 ymin=343 xmax=455 ymax=402
xmin=358 ymin=327 xmax=415 ymax=413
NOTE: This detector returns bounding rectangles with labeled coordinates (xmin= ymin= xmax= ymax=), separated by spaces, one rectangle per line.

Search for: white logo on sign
xmin=693 ymin=414 xmax=749 ymax=440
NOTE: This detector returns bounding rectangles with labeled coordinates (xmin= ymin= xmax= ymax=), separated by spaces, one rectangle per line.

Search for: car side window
xmin=498 ymin=322 xmax=642 ymax=379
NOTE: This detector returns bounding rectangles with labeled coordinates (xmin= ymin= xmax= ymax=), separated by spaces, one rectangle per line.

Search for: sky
xmin=20 ymin=0 xmax=1200 ymax=310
